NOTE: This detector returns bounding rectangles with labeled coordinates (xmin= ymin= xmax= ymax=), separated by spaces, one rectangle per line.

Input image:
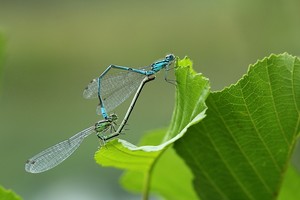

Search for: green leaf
xmin=120 ymin=129 xmax=198 ymax=200
xmin=95 ymin=56 xmax=210 ymax=198
xmin=0 ymin=186 xmax=22 ymax=200
xmin=174 ymin=53 xmax=300 ymax=200
xmin=278 ymin=165 xmax=300 ymax=200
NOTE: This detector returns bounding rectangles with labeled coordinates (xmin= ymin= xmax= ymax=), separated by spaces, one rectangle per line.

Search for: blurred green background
xmin=0 ymin=0 xmax=300 ymax=200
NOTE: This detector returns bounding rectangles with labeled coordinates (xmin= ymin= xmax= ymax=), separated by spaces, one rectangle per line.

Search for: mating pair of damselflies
xmin=25 ymin=54 xmax=175 ymax=173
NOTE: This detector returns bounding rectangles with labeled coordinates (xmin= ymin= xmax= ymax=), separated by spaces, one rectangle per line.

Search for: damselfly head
xmin=165 ymin=54 xmax=175 ymax=62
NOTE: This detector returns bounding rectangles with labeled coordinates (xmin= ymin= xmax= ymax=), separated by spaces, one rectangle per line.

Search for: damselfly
xmin=25 ymin=114 xmax=118 ymax=173
xmin=83 ymin=54 xmax=175 ymax=119
xmin=25 ymin=75 xmax=156 ymax=173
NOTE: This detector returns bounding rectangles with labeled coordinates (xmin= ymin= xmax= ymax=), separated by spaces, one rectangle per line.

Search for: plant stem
xmin=142 ymin=147 xmax=168 ymax=200
xmin=143 ymin=170 xmax=151 ymax=200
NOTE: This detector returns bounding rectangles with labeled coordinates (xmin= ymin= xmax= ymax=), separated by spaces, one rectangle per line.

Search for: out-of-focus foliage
xmin=0 ymin=33 xmax=5 ymax=91
xmin=0 ymin=186 xmax=22 ymax=200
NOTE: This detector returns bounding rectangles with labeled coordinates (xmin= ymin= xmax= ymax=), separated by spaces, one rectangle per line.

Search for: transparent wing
xmin=83 ymin=67 xmax=151 ymax=114
xmin=83 ymin=78 xmax=98 ymax=99
xmin=25 ymin=126 xmax=95 ymax=173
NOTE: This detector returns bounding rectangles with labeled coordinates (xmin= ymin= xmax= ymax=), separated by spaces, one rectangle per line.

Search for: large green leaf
xmin=95 ymin=57 xmax=210 ymax=198
xmin=0 ymin=186 xmax=22 ymax=200
xmin=174 ymin=53 xmax=300 ymax=200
